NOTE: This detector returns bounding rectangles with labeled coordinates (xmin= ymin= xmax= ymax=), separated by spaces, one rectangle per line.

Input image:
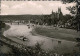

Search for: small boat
xmin=23 ymin=37 xmax=28 ymax=41
xmin=19 ymin=36 xmax=28 ymax=41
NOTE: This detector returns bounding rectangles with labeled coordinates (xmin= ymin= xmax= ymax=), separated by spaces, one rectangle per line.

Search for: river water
xmin=3 ymin=23 xmax=80 ymax=54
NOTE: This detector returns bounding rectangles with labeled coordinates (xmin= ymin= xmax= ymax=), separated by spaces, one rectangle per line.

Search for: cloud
xmin=1 ymin=1 xmax=76 ymax=15
xmin=9 ymin=1 xmax=45 ymax=14
xmin=1 ymin=4 xmax=9 ymax=15
xmin=1 ymin=4 xmax=9 ymax=8
xmin=28 ymin=1 xmax=37 ymax=6
xmin=12 ymin=3 xmax=25 ymax=9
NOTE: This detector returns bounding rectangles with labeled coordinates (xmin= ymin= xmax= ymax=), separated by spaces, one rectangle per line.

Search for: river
xmin=3 ymin=23 xmax=79 ymax=54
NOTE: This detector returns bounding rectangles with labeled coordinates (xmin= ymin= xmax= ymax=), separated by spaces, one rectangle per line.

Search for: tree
xmin=61 ymin=0 xmax=76 ymax=15
xmin=62 ymin=0 xmax=80 ymax=30
xmin=0 ymin=21 xmax=6 ymax=30
xmin=61 ymin=0 xmax=75 ymax=3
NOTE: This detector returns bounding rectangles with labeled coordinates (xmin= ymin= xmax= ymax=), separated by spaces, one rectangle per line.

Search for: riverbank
xmin=0 ymin=24 xmax=13 ymax=55
xmin=1 ymin=24 xmax=56 ymax=56
xmin=32 ymin=25 xmax=79 ymax=42
xmin=1 ymin=24 xmax=80 ymax=56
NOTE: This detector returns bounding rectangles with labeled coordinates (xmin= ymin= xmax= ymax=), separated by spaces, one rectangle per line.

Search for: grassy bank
xmin=32 ymin=26 xmax=79 ymax=41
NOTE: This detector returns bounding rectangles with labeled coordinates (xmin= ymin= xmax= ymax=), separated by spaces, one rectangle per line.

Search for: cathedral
xmin=42 ymin=7 xmax=64 ymax=25
xmin=50 ymin=7 xmax=63 ymax=20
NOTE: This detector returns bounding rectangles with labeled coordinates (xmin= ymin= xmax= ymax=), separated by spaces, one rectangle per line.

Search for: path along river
xmin=3 ymin=23 xmax=79 ymax=54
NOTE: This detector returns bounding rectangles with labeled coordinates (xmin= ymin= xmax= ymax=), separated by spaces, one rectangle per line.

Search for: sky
xmin=1 ymin=1 xmax=76 ymax=15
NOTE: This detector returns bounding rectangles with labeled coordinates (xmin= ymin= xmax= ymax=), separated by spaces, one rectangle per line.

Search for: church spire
xmin=52 ymin=10 xmax=54 ymax=14
xmin=58 ymin=7 xmax=63 ymax=15
xmin=58 ymin=7 xmax=63 ymax=20
xmin=58 ymin=7 xmax=61 ymax=14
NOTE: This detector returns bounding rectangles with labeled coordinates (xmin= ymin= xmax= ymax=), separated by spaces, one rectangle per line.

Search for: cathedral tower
xmin=58 ymin=7 xmax=63 ymax=20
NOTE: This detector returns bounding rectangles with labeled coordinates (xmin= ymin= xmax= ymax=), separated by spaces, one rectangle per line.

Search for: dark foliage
xmin=0 ymin=21 xmax=6 ymax=29
xmin=62 ymin=0 xmax=75 ymax=3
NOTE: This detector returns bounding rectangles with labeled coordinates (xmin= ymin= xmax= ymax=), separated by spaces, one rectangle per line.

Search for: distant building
xmin=50 ymin=7 xmax=63 ymax=20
